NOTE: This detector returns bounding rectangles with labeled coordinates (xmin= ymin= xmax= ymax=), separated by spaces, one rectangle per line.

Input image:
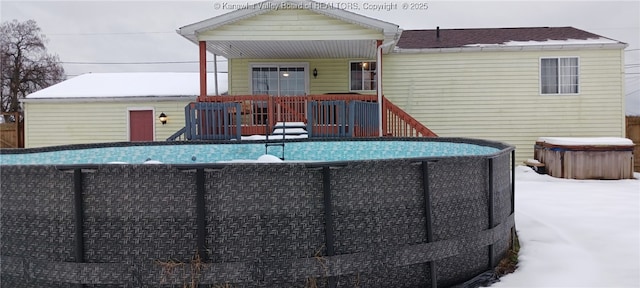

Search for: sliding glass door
xmin=250 ymin=64 xmax=309 ymax=125
xmin=251 ymin=64 xmax=308 ymax=96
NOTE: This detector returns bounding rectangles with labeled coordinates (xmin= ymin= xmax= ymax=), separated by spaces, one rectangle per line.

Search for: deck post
xmin=376 ymin=40 xmax=396 ymax=137
xmin=199 ymin=41 xmax=207 ymax=98
xmin=213 ymin=54 xmax=219 ymax=96
xmin=376 ymin=40 xmax=383 ymax=137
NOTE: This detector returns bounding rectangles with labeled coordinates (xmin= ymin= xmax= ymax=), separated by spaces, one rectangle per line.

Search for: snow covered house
xmin=177 ymin=0 xmax=628 ymax=162
xmin=21 ymin=72 xmax=226 ymax=148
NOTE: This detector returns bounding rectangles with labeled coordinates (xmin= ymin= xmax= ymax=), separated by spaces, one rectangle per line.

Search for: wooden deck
xmin=183 ymin=94 xmax=437 ymax=139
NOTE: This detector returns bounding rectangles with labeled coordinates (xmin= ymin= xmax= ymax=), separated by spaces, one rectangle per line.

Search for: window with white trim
xmin=541 ymin=57 xmax=579 ymax=94
xmin=350 ymin=61 xmax=377 ymax=91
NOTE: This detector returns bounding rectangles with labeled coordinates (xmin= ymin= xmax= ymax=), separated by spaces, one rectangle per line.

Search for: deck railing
xmin=382 ymin=96 xmax=438 ymax=137
xmin=181 ymin=94 xmax=436 ymax=138
xmin=166 ymin=127 xmax=187 ymax=141
xmin=196 ymin=95 xmax=377 ymax=137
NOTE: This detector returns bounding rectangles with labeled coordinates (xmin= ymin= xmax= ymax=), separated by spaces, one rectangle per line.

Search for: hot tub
xmin=534 ymin=137 xmax=635 ymax=180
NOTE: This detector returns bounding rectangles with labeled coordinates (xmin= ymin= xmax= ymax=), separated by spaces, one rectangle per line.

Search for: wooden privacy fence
xmin=0 ymin=112 xmax=24 ymax=148
xmin=626 ymin=116 xmax=640 ymax=172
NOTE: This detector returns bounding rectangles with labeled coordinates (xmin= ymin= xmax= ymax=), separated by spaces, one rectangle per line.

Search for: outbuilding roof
xmin=24 ymin=72 xmax=227 ymax=100
xmin=396 ymin=27 xmax=625 ymax=50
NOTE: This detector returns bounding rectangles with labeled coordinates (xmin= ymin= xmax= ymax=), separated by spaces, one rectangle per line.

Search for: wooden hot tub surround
xmin=534 ymin=137 xmax=635 ymax=180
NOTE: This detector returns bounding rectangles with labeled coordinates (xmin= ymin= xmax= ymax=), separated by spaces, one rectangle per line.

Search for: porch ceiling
xmin=205 ymin=39 xmax=377 ymax=59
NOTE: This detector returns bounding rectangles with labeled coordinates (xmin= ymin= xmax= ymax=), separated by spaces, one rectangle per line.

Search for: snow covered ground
xmin=492 ymin=166 xmax=640 ymax=287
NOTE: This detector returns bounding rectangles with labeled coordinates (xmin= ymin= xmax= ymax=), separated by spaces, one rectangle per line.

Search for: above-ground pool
xmin=0 ymin=138 xmax=500 ymax=165
xmin=1 ymin=138 xmax=515 ymax=287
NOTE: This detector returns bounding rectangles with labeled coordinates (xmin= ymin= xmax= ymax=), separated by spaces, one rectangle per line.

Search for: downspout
xmin=377 ymin=40 xmax=395 ymax=137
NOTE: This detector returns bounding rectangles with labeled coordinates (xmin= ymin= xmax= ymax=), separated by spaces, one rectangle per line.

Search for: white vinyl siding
xmin=230 ymin=58 xmax=375 ymax=95
xmin=198 ymin=9 xmax=382 ymax=41
xmin=23 ymin=99 xmax=192 ymax=148
xmin=541 ymin=57 xmax=579 ymax=94
xmin=383 ymin=48 xmax=625 ymax=163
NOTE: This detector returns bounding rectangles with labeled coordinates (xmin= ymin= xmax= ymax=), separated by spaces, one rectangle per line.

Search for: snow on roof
xmin=396 ymin=27 xmax=625 ymax=50
xmin=26 ymin=72 xmax=228 ymax=99
xmin=464 ymin=37 xmax=619 ymax=48
xmin=537 ymin=137 xmax=634 ymax=146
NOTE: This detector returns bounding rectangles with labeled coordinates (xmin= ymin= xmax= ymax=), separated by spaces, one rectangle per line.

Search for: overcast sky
xmin=1 ymin=0 xmax=639 ymax=113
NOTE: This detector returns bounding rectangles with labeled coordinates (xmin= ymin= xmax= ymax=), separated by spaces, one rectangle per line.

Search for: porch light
xmin=159 ymin=112 xmax=168 ymax=125
xmin=282 ymin=72 xmax=290 ymax=77
xmin=313 ymin=68 xmax=318 ymax=78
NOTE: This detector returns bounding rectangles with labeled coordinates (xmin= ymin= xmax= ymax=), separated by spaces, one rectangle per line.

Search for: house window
xmin=541 ymin=57 xmax=579 ymax=94
xmin=350 ymin=61 xmax=377 ymax=91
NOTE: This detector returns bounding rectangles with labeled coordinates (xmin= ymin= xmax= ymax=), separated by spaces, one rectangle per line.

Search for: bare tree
xmin=1 ymin=19 xmax=65 ymax=120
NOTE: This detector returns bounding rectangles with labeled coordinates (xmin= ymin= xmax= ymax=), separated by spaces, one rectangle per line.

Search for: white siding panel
xmin=198 ymin=9 xmax=382 ymax=41
xmin=383 ymin=49 xmax=625 ymax=162
xmin=24 ymin=100 xmax=192 ymax=148
xmin=229 ymin=58 xmax=357 ymax=95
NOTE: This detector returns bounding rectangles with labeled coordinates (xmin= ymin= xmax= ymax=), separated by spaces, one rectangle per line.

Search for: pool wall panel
xmin=1 ymin=139 xmax=515 ymax=287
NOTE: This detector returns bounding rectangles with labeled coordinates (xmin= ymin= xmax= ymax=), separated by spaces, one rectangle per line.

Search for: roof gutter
xmin=20 ymin=96 xmax=198 ymax=103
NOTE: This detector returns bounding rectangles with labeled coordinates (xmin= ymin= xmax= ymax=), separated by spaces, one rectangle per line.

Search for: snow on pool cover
xmin=0 ymin=140 xmax=500 ymax=165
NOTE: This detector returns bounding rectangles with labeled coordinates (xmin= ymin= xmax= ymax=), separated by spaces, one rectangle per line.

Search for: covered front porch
xmin=172 ymin=0 xmax=436 ymax=140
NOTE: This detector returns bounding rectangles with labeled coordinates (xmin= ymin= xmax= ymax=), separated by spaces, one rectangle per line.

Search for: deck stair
xmin=271 ymin=122 xmax=308 ymax=137
xmin=265 ymin=122 xmax=308 ymax=160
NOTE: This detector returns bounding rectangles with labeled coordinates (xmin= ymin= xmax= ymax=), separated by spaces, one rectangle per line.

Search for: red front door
xmin=129 ymin=110 xmax=154 ymax=141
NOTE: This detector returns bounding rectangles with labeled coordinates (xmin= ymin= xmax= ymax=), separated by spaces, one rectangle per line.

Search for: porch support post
xmin=376 ymin=39 xmax=383 ymax=137
xmin=213 ymin=54 xmax=219 ymax=95
xmin=199 ymin=41 xmax=207 ymax=98
xmin=376 ymin=40 xmax=396 ymax=137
